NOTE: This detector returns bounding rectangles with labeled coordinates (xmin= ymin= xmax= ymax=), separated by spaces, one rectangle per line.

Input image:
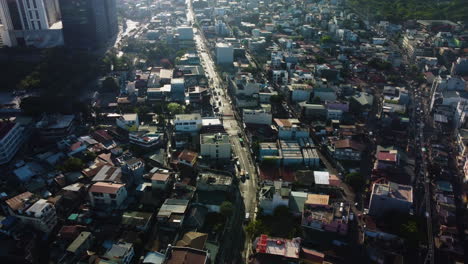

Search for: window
xmin=35 ymin=11 xmax=39 ymax=20
xmin=110 ymin=194 xmax=116 ymax=199
xmin=32 ymin=0 xmax=37 ymax=9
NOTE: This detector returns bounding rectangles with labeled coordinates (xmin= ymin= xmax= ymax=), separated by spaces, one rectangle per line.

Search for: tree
xmin=83 ymin=151 xmax=97 ymax=162
xmin=273 ymin=205 xmax=290 ymax=218
xmin=58 ymin=157 xmax=84 ymax=173
xmin=220 ymin=201 xmax=234 ymax=218
xmin=320 ymin=35 xmax=333 ymax=44
xmin=245 ymin=220 xmax=266 ymax=239
xmin=269 ymin=94 xmax=284 ymax=105
xmin=101 ymin=77 xmax=119 ymax=92
xmin=315 ymin=56 xmax=326 ymax=64
xmin=167 ymin=102 xmax=185 ymax=116
xmin=345 ymin=172 xmax=366 ymax=193
xmin=134 ymin=105 xmax=150 ymax=116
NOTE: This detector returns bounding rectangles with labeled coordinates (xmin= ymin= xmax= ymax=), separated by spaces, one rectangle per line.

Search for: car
xmin=245 ymin=173 xmax=250 ymax=179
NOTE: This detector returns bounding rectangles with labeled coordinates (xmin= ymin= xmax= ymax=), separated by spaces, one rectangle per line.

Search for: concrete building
xmin=4 ymin=193 xmax=57 ymax=234
xmin=0 ymin=0 xmax=63 ymax=47
xmin=65 ymin=231 xmax=94 ymax=258
xmin=259 ymin=181 xmax=290 ymax=215
xmin=299 ymin=102 xmax=327 ymax=119
xmin=280 ymin=140 xmax=303 ymax=166
xmin=59 ymin=0 xmax=118 ymax=50
xmin=174 ymin=113 xmax=202 ymax=132
xmin=103 ymin=242 xmax=134 ymax=264
xmin=274 ymin=119 xmax=309 ymax=140
xmin=200 ymin=133 xmax=231 ymax=160
xmin=88 ymin=182 xmax=127 ymax=209
xmin=302 ymin=194 xmax=350 ymax=235
xmin=129 ymin=127 xmax=163 ymax=148
xmin=232 ymin=73 xmax=260 ymax=96
xmin=116 ymin=114 xmax=139 ymax=132
xmin=151 ymin=171 xmax=173 ymax=191
xmin=243 ymin=108 xmax=272 ymax=125
xmin=216 ymin=42 xmax=234 ymax=65
xmin=36 ymin=114 xmax=75 ymax=141
xmin=368 ymin=182 xmax=413 ymax=217
xmin=177 ymin=26 xmax=193 ymax=40
xmin=330 ymin=139 xmax=365 ymax=161
xmin=327 ymin=109 xmax=343 ymax=120
xmin=253 ymin=235 xmax=301 ymax=262
xmin=289 ymin=84 xmax=313 ymax=102
xmin=0 ymin=122 xmax=25 ymax=165
xmin=171 ymin=78 xmax=186 ymax=101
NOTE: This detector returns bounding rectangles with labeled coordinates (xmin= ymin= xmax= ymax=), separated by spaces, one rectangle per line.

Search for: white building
xmin=116 ymin=114 xmax=139 ymax=132
xmin=289 ymin=84 xmax=313 ymax=102
xmin=233 ymin=73 xmax=260 ymax=96
xmin=5 ymin=193 xmax=57 ymax=234
xmin=243 ymin=108 xmax=272 ymax=125
xmin=216 ymin=42 xmax=234 ymax=65
xmin=0 ymin=0 xmax=63 ymax=47
xmin=0 ymin=122 xmax=25 ymax=165
xmin=177 ymin=26 xmax=193 ymax=40
xmin=200 ymin=133 xmax=231 ymax=160
xmin=274 ymin=119 xmax=309 ymax=140
xmin=174 ymin=113 xmax=202 ymax=132
xmin=88 ymin=182 xmax=127 ymax=209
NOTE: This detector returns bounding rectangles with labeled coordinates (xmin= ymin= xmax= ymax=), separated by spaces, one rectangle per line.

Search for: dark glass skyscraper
xmin=59 ymin=0 xmax=118 ymax=50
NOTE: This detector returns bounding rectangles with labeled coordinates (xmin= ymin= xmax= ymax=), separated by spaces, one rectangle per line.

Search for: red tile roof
xmin=178 ymin=150 xmax=198 ymax=165
xmin=89 ymin=182 xmax=124 ymax=194
xmin=377 ymin=152 xmax=397 ymax=162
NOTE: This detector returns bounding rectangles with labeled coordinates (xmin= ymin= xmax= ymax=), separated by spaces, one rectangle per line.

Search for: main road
xmin=187 ymin=0 xmax=259 ymax=260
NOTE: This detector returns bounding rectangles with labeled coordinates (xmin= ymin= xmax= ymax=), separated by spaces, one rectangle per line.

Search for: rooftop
xmin=373 ymin=182 xmax=413 ymax=202
xmin=254 ymin=235 xmax=301 ymax=259
xmin=274 ymin=118 xmax=301 ymax=128
xmin=175 ymin=113 xmax=201 ymax=121
xmin=333 ymin=139 xmax=365 ymax=151
xmin=89 ymin=182 xmax=125 ymax=195
xmin=92 ymin=165 xmax=122 ymax=182
xmin=200 ymin=133 xmax=230 ymax=144
xmin=151 ymin=172 xmax=171 ymax=182
xmin=305 ymin=194 xmax=329 ymax=206
xmin=166 ymin=247 xmax=208 ymax=264
xmin=5 ymin=192 xmax=35 ymax=212
xmin=67 ymin=232 xmax=92 ymax=253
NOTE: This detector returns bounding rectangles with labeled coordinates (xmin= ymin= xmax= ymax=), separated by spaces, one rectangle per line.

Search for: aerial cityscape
xmin=0 ymin=0 xmax=466 ymax=263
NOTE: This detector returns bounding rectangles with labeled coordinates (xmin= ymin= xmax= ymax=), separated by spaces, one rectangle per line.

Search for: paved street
xmin=187 ymin=0 xmax=259 ymax=261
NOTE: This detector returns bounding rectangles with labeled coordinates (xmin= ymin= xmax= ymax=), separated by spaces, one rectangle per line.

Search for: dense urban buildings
xmin=0 ymin=0 xmax=467 ymax=263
